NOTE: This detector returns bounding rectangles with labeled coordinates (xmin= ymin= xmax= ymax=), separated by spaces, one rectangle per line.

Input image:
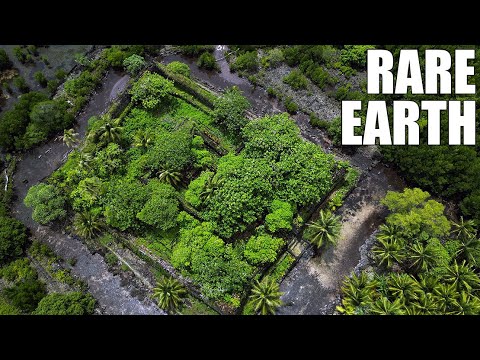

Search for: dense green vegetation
xmin=34 ymin=292 xmax=96 ymax=315
xmin=339 ymin=188 xmax=480 ymax=315
xmin=35 ymin=62 xmax=343 ymax=310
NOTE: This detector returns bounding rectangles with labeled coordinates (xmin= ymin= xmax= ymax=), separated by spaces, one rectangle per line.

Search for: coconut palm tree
xmin=200 ymin=175 xmax=223 ymax=203
xmin=78 ymin=176 xmax=103 ymax=202
xmin=456 ymin=236 xmax=480 ymax=266
xmin=444 ymin=260 xmax=480 ymax=292
xmin=78 ymin=153 xmax=93 ymax=171
xmin=249 ymin=277 xmax=283 ymax=315
xmin=388 ymin=273 xmax=422 ymax=302
xmin=433 ymin=282 xmax=459 ymax=314
xmin=73 ymin=211 xmax=103 ymax=239
xmin=158 ymin=168 xmax=182 ymax=187
xmin=372 ymin=237 xmax=405 ymax=269
xmin=376 ymin=224 xmax=397 ymax=243
xmin=454 ymin=292 xmax=480 ymax=315
xmin=305 ymin=210 xmax=341 ymax=252
xmin=369 ymin=297 xmax=404 ymax=315
xmin=60 ymin=128 xmax=79 ymax=148
xmin=133 ymin=130 xmax=153 ymax=150
xmin=153 ymin=277 xmax=187 ymax=314
xmin=417 ymin=274 xmax=439 ymax=294
xmin=411 ymin=292 xmax=438 ymax=315
xmin=97 ymin=117 xmax=123 ymax=144
xmin=409 ymin=242 xmax=436 ymax=273
xmin=451 ymin=216 xmax=476 ymax=240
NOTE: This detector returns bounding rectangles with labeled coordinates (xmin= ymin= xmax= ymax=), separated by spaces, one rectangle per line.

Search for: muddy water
xmin=10 ymin=71 xmax=163 ymax=315
xmin=162 ymin=48 xmax=406 ymax=315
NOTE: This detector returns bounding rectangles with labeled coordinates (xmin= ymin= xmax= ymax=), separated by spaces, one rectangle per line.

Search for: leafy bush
xmin=230 ymin=51 xmax=258 ymax=73
xmin=123 ymin=54 xmax=145 ymax=75
xmin=283 ymin=69 xmax=309 ymax=90
xmin=24 ymin=183 xmax=67 ymax=225
xmin=55 ymin=69 xmax=67 ymax=81
xmin=265 ymin=200 xmax=294 ymax=233
xmin=166 ymin=61 xmax=191 ymax=78
xmin=0 ymin=49 xmax=12 ymax=71
xmin=34 ymin=292 xmax=96 ymax=315
xmin=0 ymin=258 xmax=36 ymax=282
xmin=65 ymin=71 xmax=96 ymax=97
xmin=340 ymin=45 xmax=375 ymax=69
xmin=13 ymin=76 xmax=29 ymax=93
xmin=213 ymin=86 xmax=250 ymax=135
xmin=0 ymin=216 xmax=28 ymax=264
xmin=34 ymin=71 xmax=47 ymax=87
xmin=283 ymin=97 xmax=298 ymax=114
xmin=197 ymin=52 xmax=218 ymax=71
xmin=130 ymin=71 xmax=174 ymax=109
xmin=137 ymin=182 xmax=179 ymax=231
xmin=3 ymin=278 xmax=47 ymax=313
xmin=244 ymin=233 xmax=285 ymax=265
xmin=179 ymin=45 xmax=215 ymax=57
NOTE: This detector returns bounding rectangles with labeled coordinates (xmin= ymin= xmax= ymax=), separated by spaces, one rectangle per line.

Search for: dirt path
xmin=162 ymin=48 xmax=406 ymax=315
xmin=10 ymin=70 xmax=164 ymax=315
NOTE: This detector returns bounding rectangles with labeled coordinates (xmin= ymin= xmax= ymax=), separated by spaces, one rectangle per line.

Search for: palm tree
xmin=133 ymin=130 xmax=152 ymax=150
xmin=78 ymin=153 xmax=93 ymax=171
xmin=454 ymin=292 xmax=480 ymax=315
xmin=158 ymin=168 xmax=182 ymax=187
xmin=305 ymin=210 xmax=341 ymax=252
xmin=387 ymin=273 xmax=422 ymax=302
xmin=433 ymin=283 xmax=459 ymax=314
xmin=78 ymin=177 xmax=103 ymax=200
xmin=417 ymin=274 xmax=439 ymax=294
xmin=409 ymin=242 xmax=436 ymax=273
xmin=412 ymin=292 xmax=439 ymax=315
xmin=60 ymin=128 xmax=79 ymax=148
xmin=249 ymin=277 xmax=283 ymax=315
xmin=200 ymin=175 xmax=223 ymax=203
xmin=153 ymin=277 xmax=187 ymax=314
xmin=372 ymin=237 xmax=405 ymax=269
xmin=73 ymin=211 xmax=103 ymax=239
xmin=451 ymin=216 xmax=476 ymax=240
xmin=456 ymin=236 xmax=480 ymax=266
xmin=444 ymin=260 xmax=480 ymax=292
xmin=97 ymin=117 xmax=123 ymax=144
xmin=376 ymin=224 xmax=397 ymax=243
xmin=369 ymin=297 xmax=404 ymax=315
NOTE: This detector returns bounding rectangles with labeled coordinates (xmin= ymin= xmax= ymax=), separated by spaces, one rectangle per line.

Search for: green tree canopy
xmin=130 ymin=71 xmax=174 ymax=109
xmin=24 ymin=183 xmax=67 ymax=225
xmin=0 ymin=216 xmax=28 ymax=264
xmin=213 ymin=86 xmax=250 ymax=135
xmin=34 ymin=292 xmax=96 ymax=315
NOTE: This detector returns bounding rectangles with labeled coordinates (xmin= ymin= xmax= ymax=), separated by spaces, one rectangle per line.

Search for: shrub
xmin=179 ymin=45 xmax=215 ymax=57
xmin=283 ymin=97 xmax=298 ymax=114
xmin=340 ymin=45 xmax=375 ymax=69
xmin=265 ymin=200 xmax=294 ymax=233
xmin=34 ymin=71 xmax=47 ymax=87
xmin=24 ymin=183 xmax=67 ymax=225
xmin=13 ymin=76 xmax=29 ymax=93
xmin=123 ymin=54 xmax=145 ymax=75
xmin=55 ymin=69 xmax=67 ymax=81
xmin=230 ymin=51 xmax=258 ymax=73
xmin=0 ymin=216 xmax=28 ymax=264
xmin=105 ymin=252 xmax=118 ymax=267
xmin=65 ymin=71 xmax=96 ymax=97
xmin=34 ymin=292 xmax=96 ymax=315
xmin=137 ymin=183 xmax=179 ymax=231
xmin=283 ymin=69 xmax=309 ymax=90
xmin=0 ymin=258 xmax=36 ymax=282
xmin=197 ymin=52 xmax=218 ymax=71
xmin=166 ymin=61 xmax=191 ymax=78
xmin=213 ymin=86 xmax=250 ymax=135
xmin=3 ymin=278 xmax=47 ymax=313
xmin=0 ymin=49 xmax=12 ymax=71
xmin=244 ymin=233 xmax=285 ymax=265
xmin=130 ymin=71 xmax=174 ymax=109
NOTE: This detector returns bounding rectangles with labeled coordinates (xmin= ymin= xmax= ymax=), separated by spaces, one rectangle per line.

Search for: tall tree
xmin=304 ymin=210 xmax=341 ymax=252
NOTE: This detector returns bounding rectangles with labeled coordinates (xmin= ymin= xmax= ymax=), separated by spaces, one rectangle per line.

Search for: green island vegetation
xmin=3 ymin=44 xmax=480 ymax=316
xmin=21 ymin=59 xmax=352 ymax=314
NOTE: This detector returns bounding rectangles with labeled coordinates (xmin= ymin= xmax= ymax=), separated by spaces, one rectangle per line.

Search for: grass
xmin=181 ymin=296 xmax=218 ymax=315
